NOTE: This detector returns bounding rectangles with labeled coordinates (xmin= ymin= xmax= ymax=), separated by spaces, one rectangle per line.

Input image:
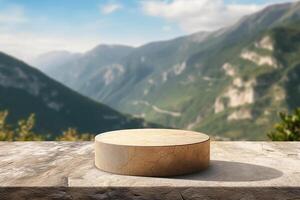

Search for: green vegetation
xmin=268 ymin=108 xmax=300 ymax=141
xmin=33 ymin=2 xmax=300 ymax=140
xmin=57 ymin=128 xmax=94 ymax=141
xmin=0 ymin=110 xmax=94 ymax=141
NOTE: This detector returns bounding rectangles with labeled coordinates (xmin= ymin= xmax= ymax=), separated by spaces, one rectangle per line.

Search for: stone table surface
xmin=0 ymin=142 xmax=299 ymax=199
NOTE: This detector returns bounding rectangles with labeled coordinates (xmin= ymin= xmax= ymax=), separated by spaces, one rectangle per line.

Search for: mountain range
xmin=0 ymin=52 xmax=155 ymax=139
xmin=31 ymin=1 xmax=300 ymax=140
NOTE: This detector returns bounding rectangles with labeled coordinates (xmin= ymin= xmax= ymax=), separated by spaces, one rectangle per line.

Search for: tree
xmin=268 ymin=108 xmax=300 ymax=141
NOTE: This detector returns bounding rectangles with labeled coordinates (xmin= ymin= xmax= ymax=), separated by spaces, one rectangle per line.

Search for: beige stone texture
xmin=95 ymin=129 xmax=210 ymax=177
xmin=0 ymin=142 xmax=299 ymax=199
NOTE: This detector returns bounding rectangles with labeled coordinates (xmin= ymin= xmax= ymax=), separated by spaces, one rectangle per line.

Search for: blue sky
xmin=0 ymin=0 xmax=296 ymax=61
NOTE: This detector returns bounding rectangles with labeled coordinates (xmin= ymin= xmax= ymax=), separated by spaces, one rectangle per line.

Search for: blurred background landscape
xmin=0 ymin=0 xmax=300 ymax=141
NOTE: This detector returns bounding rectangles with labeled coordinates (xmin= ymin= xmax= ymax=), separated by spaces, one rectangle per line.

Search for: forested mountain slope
xmin=0 ymin=52 xmax=154 ymax=139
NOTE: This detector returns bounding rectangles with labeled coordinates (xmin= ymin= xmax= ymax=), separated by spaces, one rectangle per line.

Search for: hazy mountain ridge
xmin=30 ymin=51 xmax=80 ymax=72
xmin=33 ymin=2 xmax=300 ymax=140
xmin=0 ymin=52 xmax=155 ymax=138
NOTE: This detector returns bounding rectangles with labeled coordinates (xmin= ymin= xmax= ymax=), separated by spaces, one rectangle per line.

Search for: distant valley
xmin=0 ymin=52 xmax=156 ymax=139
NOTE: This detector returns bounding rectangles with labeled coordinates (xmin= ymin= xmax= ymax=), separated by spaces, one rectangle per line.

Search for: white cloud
xmin=100 ymin=3 xmax=122 ymax=15
xmin=0 ymin=4 xmax=102 ymax=62
xmin=0 ymin=32 xmax=99 ymax=63
xmin=162 ymin=25 xmax=172 ymax=32
xmin=0 ymin=5 xmax=28 ymax=24
xmin=142 ymin=0 xmax=268 ymax=33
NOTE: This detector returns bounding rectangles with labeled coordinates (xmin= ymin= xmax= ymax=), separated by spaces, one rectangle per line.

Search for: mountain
xmin=34 ymin=2 xmax=300 ymax=140
xmin=32 ymin=45 xmax=135 ymax=101
xmin=30 ymin=50 xmax=80 ymax=72
xmin=0 ymin=52 xmax=156 ymax=139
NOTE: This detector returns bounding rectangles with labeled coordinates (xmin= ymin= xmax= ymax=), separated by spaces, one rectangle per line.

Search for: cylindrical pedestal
xmin=95 ymin=129 xmax=210 ymax=177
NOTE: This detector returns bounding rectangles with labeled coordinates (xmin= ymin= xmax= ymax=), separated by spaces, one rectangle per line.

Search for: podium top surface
xmin=95 ymin=129 xmax=209 ymax=147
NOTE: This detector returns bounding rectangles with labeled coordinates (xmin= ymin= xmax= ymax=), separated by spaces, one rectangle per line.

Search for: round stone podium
xmin=95 ymin=129 xmax=210 ymax=177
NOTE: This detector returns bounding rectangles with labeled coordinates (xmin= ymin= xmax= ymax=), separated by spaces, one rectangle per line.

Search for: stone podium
xmin=95 ymin=129 xmax=210 ymax=177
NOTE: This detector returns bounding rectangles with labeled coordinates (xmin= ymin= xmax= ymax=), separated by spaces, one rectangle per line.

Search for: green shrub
xmin=0 ymin=111 xmax=13 ymax=141
xmin=56 ymin=128 xmax=94 ymax=141
xmin=268 ymin=108 xmax=300 ymax=141
xmin=0 ymin=110 xmax=93 ymax=141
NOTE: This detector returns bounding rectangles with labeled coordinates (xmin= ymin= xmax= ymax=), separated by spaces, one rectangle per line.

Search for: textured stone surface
xmin=95 ymin=129 xmax=210 ymax=176
xmin=0 ymin=142 xmax=299 ymax=200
